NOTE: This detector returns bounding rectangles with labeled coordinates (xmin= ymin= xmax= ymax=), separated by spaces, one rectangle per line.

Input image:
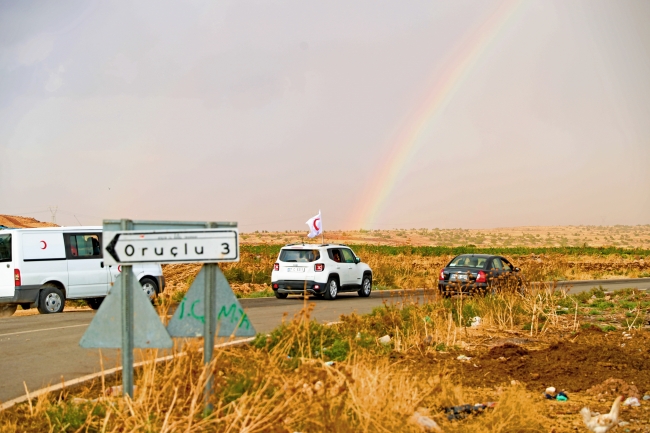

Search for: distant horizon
xmin=2 ymin=213 xmax=648 ymax=233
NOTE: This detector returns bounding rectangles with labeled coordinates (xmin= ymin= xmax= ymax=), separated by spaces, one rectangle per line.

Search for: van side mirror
xmin=355 ymin=257 xmax=361 ymax=264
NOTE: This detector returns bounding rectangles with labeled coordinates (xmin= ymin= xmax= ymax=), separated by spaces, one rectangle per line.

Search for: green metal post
xmin=120 ymin=219 xmax=134 ymax=398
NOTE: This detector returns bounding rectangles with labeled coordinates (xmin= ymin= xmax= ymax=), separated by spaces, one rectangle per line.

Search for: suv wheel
xmin=358 ymin=275 xmax=372 ymax=297
xmin=274 ymin=291 xmax=288 ymax=299
xmin=324 ymin=277 xmax=338 ymax=300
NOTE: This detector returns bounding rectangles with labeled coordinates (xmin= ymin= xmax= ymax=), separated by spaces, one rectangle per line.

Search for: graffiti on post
xmin=167 ymin=266 xmax=256 ymax=338
xmin=218 ymin=303 xmax=251 ymax=330
xmin=176 ymin=297 xmax=250 ymax=330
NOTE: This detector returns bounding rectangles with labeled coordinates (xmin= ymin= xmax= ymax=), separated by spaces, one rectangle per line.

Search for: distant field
xmin=3 ymin=216 xmax=648 ymax=298
xmin=242 ymin=225 xmax=650 ymax=249
xmin=162 ymin=244 xmax=650 ymax=300
xmin=2 ymin=216 xmax=647 ymax=249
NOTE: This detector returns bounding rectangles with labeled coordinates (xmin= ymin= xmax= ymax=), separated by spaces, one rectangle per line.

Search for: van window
xmin=67 ymin=234 xmax=102 ymax=259
xmin=0 ymin=234 xmax=11 ymax=262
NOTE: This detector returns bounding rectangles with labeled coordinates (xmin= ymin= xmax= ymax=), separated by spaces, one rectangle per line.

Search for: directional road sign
xmin=103 ymin=229 xmax=239 ymax=265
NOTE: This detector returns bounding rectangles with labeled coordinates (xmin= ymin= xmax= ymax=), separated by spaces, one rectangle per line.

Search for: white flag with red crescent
xmin=306 ymin=211 xmax=322 ymax=238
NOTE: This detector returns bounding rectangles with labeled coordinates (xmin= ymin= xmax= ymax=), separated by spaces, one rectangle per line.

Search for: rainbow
xmin=350 ymin=0 xmax=527 ymax=229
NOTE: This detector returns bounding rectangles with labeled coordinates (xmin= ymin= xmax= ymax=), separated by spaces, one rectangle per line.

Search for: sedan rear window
xmin=279 ymin=249 xmax=320 ymax=263
xmin=0 ymin=234 xmax=11 ymax=262
xmin=448 ymin=256 xmax=487 ymax=268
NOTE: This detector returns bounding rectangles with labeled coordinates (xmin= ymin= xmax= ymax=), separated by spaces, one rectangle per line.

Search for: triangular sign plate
xmin=79 ymin=272 xmax=173 ymax=348
xmin=167 ymin=266 xmax=256 ymax=338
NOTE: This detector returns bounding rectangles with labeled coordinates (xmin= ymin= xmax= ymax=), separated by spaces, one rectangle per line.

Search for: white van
xmin=0 ymin=226 xmax=165 ymax=316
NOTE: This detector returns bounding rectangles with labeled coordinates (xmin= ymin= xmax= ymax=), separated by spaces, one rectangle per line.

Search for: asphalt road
xmin=1 ymin=278 xmax=649 ymax=403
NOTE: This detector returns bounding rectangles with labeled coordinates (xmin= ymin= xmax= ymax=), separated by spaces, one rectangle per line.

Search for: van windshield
xmin=279 ymin=249 xmax=320 ymax=263
xmin=0 ymin=234 xmax=11 ymax=262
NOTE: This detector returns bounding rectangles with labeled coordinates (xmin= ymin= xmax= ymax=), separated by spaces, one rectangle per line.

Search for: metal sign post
xmin=121 ymin=220 xmax=135 ymax=398
xmin=121 ymin=264 xmax=134 ymax=396
xmin=84 ymin=219 xmax=244 ymax=406
xmin=120 ymin=219 xmax=133 ymax=398
xmin=203 ymin=262 xmax=216 ymax=410
xmin=203 ymin=221 xmax=217 ymax=411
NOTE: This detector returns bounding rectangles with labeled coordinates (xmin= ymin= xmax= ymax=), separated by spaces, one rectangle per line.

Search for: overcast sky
xmin=1 ymin=0 xmax=648 ymax=231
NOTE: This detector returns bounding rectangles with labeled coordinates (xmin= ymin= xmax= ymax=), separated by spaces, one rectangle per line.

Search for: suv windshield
xmin=448 ymin=255 xmax=487 ymax=268
xmin=0 ymin=234 xmax=11 ymax=262
xmin=279 ymin=249 xmax=320 ymax=263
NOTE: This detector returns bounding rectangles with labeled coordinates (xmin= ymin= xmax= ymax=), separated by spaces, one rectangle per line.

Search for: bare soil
xmin=395 ymin=328 xmax=650 ymax=432
xmin=450 ymin=328 xmax=650 ymax=394
xmin=0 ymin=215 xmax=57 ymax=229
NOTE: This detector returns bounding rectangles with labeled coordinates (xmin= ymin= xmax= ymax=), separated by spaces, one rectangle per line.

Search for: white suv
xmin=271 ymin=244 xmax=372 ymax=300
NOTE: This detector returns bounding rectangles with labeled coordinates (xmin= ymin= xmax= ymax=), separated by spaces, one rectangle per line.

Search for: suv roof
xmin=281 ymin=243 xmax=349 ymax=249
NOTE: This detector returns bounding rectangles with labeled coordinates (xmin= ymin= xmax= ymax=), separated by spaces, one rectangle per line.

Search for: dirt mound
xmin=0 ymin=215 xmax=58 ymax=228
xmin=454 ymin=328 xmax=650 ymax=394
xmin=488 ymin=343 xmax=529 ymax=358
xmin=586 ymin=378 xmax=641 ymax=399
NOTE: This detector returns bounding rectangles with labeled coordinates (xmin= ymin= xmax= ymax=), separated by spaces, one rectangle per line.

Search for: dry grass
xmin=0 ymin=285 xmax=600 ymax=433
xmin=4 ymin=284 xmax=650 ymax=432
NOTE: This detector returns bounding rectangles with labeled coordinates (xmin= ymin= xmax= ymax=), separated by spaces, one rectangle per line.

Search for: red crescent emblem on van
xmin=313 ymin=218 xmax=321 ymax=231
xmin=40 ymin=240 xmax=47 ymax=249
xmin=118 ymin=265 xmax=122 ymax=272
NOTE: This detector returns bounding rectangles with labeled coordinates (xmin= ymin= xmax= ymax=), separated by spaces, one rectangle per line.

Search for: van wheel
xmin=0 ymin=304 xmax=17 ymax=317
xmin=37 ymin=284 xmax=65 ymax=314
xmin=86 ymin=298 xmax=103 ymax=310
xmin=139 ymin=277 xmax=158 ymax=300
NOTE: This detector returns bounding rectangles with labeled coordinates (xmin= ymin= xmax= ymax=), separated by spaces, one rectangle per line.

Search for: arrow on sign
xmin=103 ymin=229 xmax=239 ymax=264
xmin=105 ymin=233 xmax=121 ymax=263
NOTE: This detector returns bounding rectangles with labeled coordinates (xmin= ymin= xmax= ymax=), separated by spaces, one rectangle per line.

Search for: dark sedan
xmin=438 ymin=254 xmax=521 ymax=296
